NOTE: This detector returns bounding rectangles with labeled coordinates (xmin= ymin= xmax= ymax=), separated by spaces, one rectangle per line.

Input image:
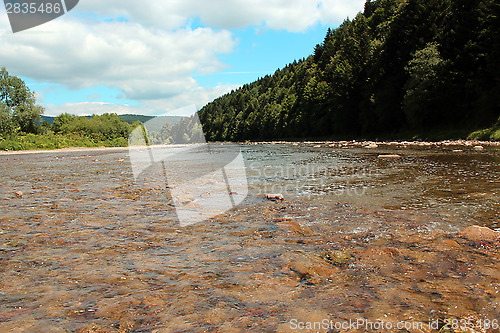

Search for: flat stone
xmin=265 ymin=193 xmax=284 ymax=201
xmin=176 ymin=194 xmax=195 ymax=205
xmin=283 ymin=252 xmax=339 ymax=278
xmin=276 ymin=221 xmax=314 ymax=236
xmin=320 ymin=249 xmax=352 ymax=266
xmin=378 ymin=154 xmax=401 ymax=158
xmin=460 ymin=225 xmax=500 ymax=243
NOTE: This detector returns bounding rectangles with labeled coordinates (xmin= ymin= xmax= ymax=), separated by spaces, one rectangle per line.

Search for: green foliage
xmin=467 ymin=117 xmax=500 ymax=141
xmin=118 ymin=114 xmax=184 ymax=132
xmin=403 ymin=42 xmax=446 ymax=128
xmin=53 ymin=113 xmax=131 ymax=142
xmin=53 ymin=112 xmax=76 ymax=132
xmin=0 ymin=102 xmax=15 ymax=134
xmin=0 ymin=131 xmax=132 ymax=151
xmin=0 ymin=67 xmax=44 ymax=136
xmin=198 ymin=0 xmax=499 ymax=141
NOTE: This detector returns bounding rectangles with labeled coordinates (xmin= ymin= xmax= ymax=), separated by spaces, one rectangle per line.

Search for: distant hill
xmin=41 ymin=114 xmax=185 ymax=133
xmin=118 ymin=114 xmax=185 ymax=132
xmin=118 ymin=114 xmax=155 ymax=124
xmin=41 ymin=116 xmax=55 ymax=124
xmin=41 ymin=115 xmax=90 ymax=124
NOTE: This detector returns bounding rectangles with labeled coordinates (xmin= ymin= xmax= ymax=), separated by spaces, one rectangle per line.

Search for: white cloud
xmin=319 ymin=0 xmax=366 ymax=22
xmin=76 ymin=0 xmax=365 ymax=32
xmin=0 ymin=0 xmax=366 ymax=115
xmin=0 ymin=17 xmax=235 ymax=99
xmin=45 ymin=101 xmax=129 ymax=117
xmin=45 ymin=83 xmax=240 ymax=116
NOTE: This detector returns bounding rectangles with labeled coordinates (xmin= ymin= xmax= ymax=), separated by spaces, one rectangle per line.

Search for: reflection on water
xmin=0 ymin=143 xmax=498 ymax=332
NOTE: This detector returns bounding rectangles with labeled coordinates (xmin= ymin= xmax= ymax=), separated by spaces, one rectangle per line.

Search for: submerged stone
xmin=283 ymin=252 xmax=339 ymax=278
xmin=276 ymin=221 xmax=314 ymax=236
xmin=460 ymin=225 xmax=500 ymax=243
xmin=320 ymin=250 xmax=352 ymax=266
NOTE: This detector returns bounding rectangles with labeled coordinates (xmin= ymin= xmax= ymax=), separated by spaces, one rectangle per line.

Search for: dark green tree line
xmin=198 ymin=0 xmax=499 ymax=141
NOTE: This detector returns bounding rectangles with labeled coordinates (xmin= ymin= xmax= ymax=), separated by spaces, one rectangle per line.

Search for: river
xmin=0 ymin=142 xmax=498 ymax=332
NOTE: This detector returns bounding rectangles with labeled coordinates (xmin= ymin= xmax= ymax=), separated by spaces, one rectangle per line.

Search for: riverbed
xmin=0 ymin=142 xmax=498 ymax=332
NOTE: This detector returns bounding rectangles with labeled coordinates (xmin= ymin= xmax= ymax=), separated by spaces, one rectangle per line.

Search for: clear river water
xmin=0 ymin=142 xmax=498 ymax=332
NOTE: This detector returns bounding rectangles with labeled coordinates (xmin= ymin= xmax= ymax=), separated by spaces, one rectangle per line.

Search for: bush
xmin=468 ymin=127 xmax=500 ymax=141
xmin=0 ymin=132 xmax=131 ymax=151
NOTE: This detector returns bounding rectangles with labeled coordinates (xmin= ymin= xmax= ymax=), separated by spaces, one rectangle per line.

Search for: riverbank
xmin=248 ymin=139 xmax=500 ymax=148
xmin=1 ymin=139 xmax=498 ymax=156
xmin=0 ymin=145 xmax=130 ymax=156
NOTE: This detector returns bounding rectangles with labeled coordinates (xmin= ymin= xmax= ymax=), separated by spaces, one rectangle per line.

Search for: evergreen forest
xmin=198 ymin=0 xmax=500 ymax=141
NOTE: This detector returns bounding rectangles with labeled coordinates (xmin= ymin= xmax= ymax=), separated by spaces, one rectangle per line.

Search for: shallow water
xmin=0 ymin=143 xmax=498 ymax=332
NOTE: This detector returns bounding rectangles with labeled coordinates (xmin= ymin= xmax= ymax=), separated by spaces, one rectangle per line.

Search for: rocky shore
xmin=250 ymin=139 xmax=500 ymax=149
xmin=0 ymin=139 xmax=498 ymax=156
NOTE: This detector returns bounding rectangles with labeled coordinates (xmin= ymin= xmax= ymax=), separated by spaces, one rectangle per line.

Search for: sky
xmin=0 ymin=0 xmax=365 ymax=116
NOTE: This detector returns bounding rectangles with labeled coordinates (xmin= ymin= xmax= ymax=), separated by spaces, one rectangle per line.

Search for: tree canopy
xmin=0 ymin=67 xmax=44 ymax=136
xmin=198 ymin=0 xmax=499 ymax=141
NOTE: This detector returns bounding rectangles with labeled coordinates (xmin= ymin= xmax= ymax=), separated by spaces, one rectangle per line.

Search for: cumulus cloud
xmin=46 ymin=83 xmax=240 ymax=116
xmin=0 ymin=0 xmax=365 ymax=115
xmin=0 ymin=17 xmax=235 ymax=99
xmin=76 ymin=0 xmax=365 ymax=32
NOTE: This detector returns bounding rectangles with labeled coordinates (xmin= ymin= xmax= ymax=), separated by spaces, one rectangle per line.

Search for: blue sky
xmin=193 ymin=25 xmax=329 ymax=88
xmin=0 ymin=0 xmax=365 ymax=116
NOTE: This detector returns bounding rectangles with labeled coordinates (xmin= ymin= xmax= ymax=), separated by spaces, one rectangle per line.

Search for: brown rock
xmin=381 ymin=247 xmax=402 ymax=257
xmin=176 ymin=194 xmax=195 ymax=205
xmin=265 ymin=193 xmax=284 ymax=201
xmin=283 ymin=252 xmax=339 ymax=278
xmin=378 ymin=154 xmax=401 ymax=158
xmin=320 ymin=250 xmax=352 ymax=266
xmin=276 ymin=221 xmax=314 ymax=236
xmin=460 ymin=225 xmax=500 ymax=243
xmin=14 ymin=191 xmax=23 ymax=198
xmin=217 ymin=322 xmax=240 ymax=333
xmin=78 ymin=323 xmax=117 ymax=333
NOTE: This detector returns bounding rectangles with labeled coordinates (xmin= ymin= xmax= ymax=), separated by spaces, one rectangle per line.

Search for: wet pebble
xmin=283 ymin=252 xmax=339 ymax=279
xmin=276 ymin=220 xmax=314 ymax=236
xmin=378 ymin=154 xmax=402 ymax=158
xmin=265 ymin=193 xmax=284 ymax=201
xmin=320 ymin=249 xmax=352 ymax=266
xmin=460 ymin=225 xmax=500 ymax=243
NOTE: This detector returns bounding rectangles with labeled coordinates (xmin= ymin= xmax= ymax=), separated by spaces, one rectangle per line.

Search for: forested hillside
xmin=198 ymin=0 xmax=500 ymax=141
